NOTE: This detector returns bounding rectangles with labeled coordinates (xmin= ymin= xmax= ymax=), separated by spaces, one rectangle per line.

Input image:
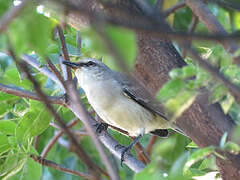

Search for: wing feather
xmin=114 ymin=72 xmax=168 ymax=121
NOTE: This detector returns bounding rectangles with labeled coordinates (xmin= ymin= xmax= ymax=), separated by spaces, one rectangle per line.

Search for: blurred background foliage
xmin=0 ymin=0 xmax=240 ymax=180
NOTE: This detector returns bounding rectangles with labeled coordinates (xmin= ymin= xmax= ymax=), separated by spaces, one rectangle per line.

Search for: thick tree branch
xmin=0 ymin=83 xmax=65 ymax=105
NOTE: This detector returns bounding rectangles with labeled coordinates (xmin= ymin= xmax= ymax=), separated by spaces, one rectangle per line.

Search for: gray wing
xmin=114 ymin=72 xmax=168 ymax=121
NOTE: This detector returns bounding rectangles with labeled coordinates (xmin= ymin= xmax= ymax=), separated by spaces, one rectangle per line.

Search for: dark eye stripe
xmin=86 ymin=61 xmax=95 ymax=66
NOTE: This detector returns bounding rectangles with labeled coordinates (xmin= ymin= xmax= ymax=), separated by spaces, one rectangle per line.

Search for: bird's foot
xmin=114 ymin=144 xmax=131 ymax=167
xmin=94 ymin=123 xmax=108 ymax=134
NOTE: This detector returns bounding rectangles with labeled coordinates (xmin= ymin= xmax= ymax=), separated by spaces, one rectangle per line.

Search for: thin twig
xmin=186 ymin=0 xmax=238 ymax=53
xmin=182 ymin=15 xmax=199 ymax=58
xmin=0 ymin=0 xmax=29 ymax=33
xmin=59 ymin=55 xmax=68 ymax=81
xmin=46 ymin=57 xmax=67 ymax=91
xmin=30 ymin=155 xmax=95 ymax=180
xmin=163 ymin=1 xmax=186 ymax=17
xmin=67 ymin=83 xmax=120 ymax=180
xmin=146 ymin=136 xmax=158 ymax=155
xmin=0 ymin=83 xmax=65 ymax=105
xmin=9 ymin=48 xmax=108 ymax=179
xmin=34 ymin=135 xmax=40 ymax=149
xmin=186 ymin=45 xmax=240 ymax=101
xmin=41 ymin=119 xmax=79 ymax=158
xmin=131 ymin=137 xmax=150 ymax=164
xmin=56 ymin=25 xmax=72 ymax=81
xmin=21 ymin=54 xmax=65 ymax=91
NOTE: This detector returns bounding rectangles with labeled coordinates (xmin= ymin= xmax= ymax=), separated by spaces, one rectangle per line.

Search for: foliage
xmin=0 ymin=0 xmax=240 ymax=180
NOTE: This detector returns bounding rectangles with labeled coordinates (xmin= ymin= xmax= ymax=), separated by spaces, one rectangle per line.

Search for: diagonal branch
xmin=56 ymin=25 xmax=72 ymax=81
xmin=30 ymin=155 xmax=95 ymax=180
xmin=41 ymin=119 xmax=79 ymax=158
xmin=0 ymin=83 xmax=65 ymax=105
xmin=46 ymin=57 xmax=67 ymax=91
xmin=163 ymin=1 xmax=186 ymax=17
xmin=186 ymin=0 xmax=238 ymax=54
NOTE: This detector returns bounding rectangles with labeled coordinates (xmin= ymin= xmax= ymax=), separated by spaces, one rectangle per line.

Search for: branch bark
xmin=0 ymin=83 xmax=65 ymax=105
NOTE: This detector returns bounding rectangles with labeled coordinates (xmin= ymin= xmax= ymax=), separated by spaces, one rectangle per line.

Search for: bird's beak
xmin=62 ymin=61 xmax=79 ymax=69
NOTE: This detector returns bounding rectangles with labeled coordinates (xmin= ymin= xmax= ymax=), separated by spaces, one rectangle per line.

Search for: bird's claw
xmin=120 ymin=146 xmax=131 ymax=167
xmin=94 ymin=123 xmax=108 ymax=134
xmin=114 ymin=144 xmax=130 ymax=167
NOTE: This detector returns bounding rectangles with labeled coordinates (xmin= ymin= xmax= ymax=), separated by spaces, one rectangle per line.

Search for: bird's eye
xmin=86 ymin=61 xmax=95 ymax=66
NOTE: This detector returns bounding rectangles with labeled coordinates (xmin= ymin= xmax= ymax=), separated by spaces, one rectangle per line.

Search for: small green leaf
xmin=16 ymin=101 xmax=51 ymax=141
xmin=222 ymin=142 xmax=240 ymax=155
xmin=0 ymin=120 xmax=16 ymax=135
xmin=0 ymin=153 xmax=27 ymax=179
xmin=0 ymin=133 xmax=10 ymax=155
xmin=158 ymin=79 xmax=185 ymax=102
xmin=186 ymin=141 xmax=198 ymax=149
xmin=184 ymin=146 xmax=215 ymax=173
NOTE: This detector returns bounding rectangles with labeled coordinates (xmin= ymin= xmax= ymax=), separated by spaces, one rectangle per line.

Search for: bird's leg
xmin=94 ymin=122 xmax=109 ymax=134
xmin=116 ymin=134 xmax=143 ymax=166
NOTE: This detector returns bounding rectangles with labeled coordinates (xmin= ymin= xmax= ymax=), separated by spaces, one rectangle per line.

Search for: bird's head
xmin=63 ymin=58 xmax=112 ymax=85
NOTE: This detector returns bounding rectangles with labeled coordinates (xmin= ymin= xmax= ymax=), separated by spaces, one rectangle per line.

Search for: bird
xmin=63 ymin=58 xmax=183 ymax=164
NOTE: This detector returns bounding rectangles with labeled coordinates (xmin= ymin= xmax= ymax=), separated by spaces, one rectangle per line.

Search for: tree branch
xmin=0 ymin=83 xmax=65 ymax=105
xmin=30 ymin=155 xmax=95 ymax=180
xmin=41 ymin=119 xmax=79 ymax=158
xmin=186 ymin=0 xmax=238 ymax=53
xmin=56 ymin=25 xmax=72 ymax=81
xmin=163 ymin=1 xmax=186 ymax=17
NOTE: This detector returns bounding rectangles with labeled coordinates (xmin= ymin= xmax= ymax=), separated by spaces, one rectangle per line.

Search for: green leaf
xmin=222 ymin=142 xmax=240 ymax=155
xmin=1 ymin=68 xmax=32 ymax=89
xmin=0 ymin=120 xmax=16 ymax=135
xmin=183 ymin=146 xmax=215 ymax=174
xmin=158 ymin=79 xmax=185 ymax=102
xmin=0 ymin=0 xmax=12 ymax=17
xmin=210 ymin=84 xmax=228 ymax=104
xmin=16 ymin=101 xmax=51 ymax=141
xmin=186 ymin=141 xmax=198 ymax=149
xmin=165 ymin=91 xmax=196 ymax=121
xmin=0 ymin=133 xmax=10 ymax=155
xmin=9 ymin=8 xmax=54 ymax=56
xmin=10 ymin=156 xmax=42 ymax=180
xmin=0 ymin=153 xmax=27 ymax=179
